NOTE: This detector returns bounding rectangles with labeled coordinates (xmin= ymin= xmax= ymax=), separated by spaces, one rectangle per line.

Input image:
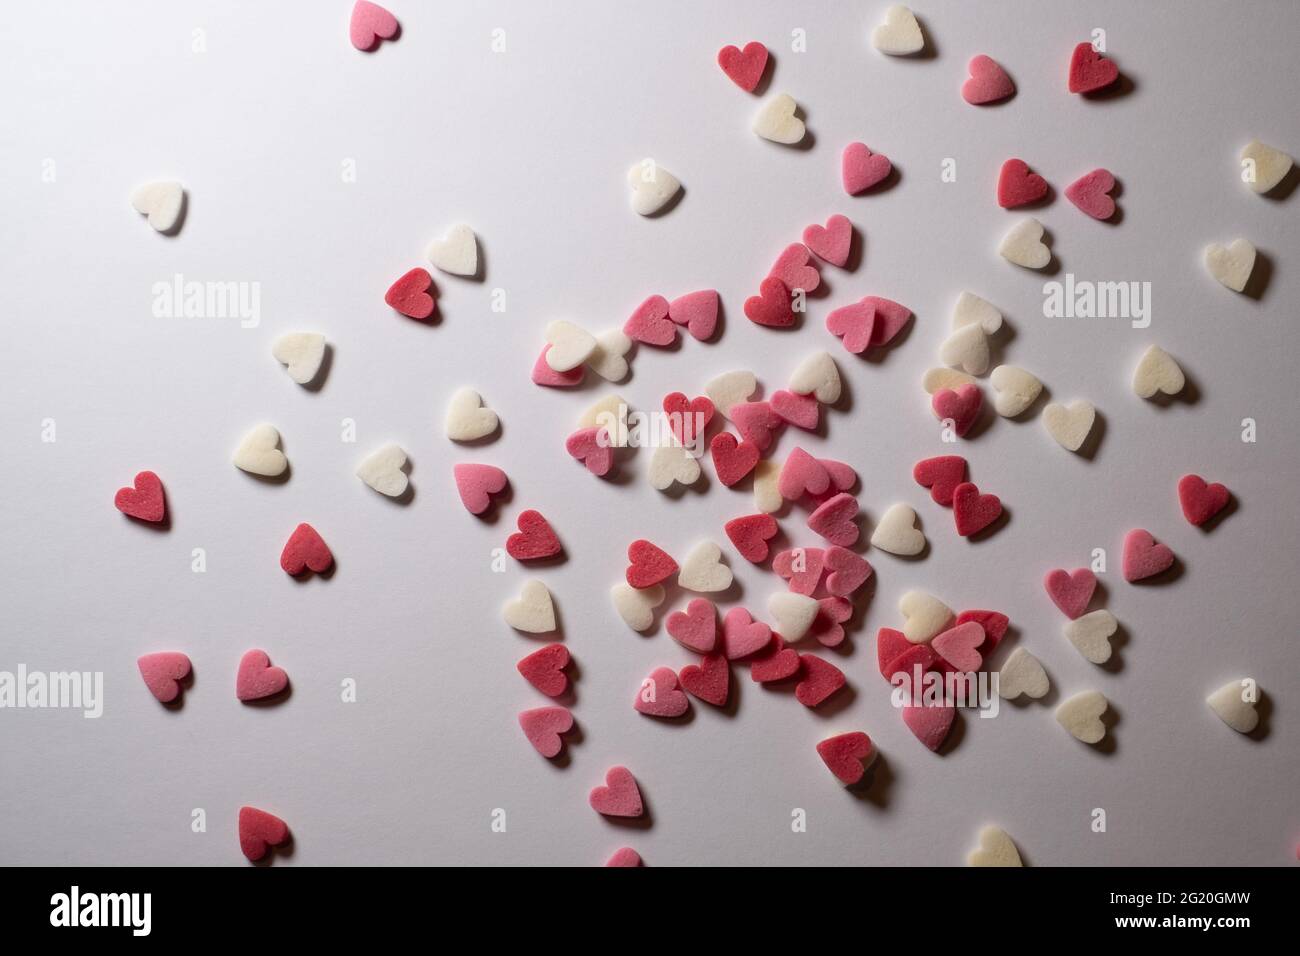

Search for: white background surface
xmin=1 ymin=0 xmax=1297 ymax=866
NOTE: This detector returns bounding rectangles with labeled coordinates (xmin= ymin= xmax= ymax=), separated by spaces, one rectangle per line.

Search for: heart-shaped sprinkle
xmin=589 ymin=766 xmax=644 ymax=817
xmin=731 ymin=401 xmax=783 ymax=451
xmin=349 ymin=1 xmax=398 ymax=50
xmin=238 ymin=807 xmax=288 ymax=862
xmin=648 ymin=441 xmax=702 ymax=491
xmin=871 ymin=4 xmax=924 ymax=54
xmin=706 ymin=370 xmax=758 ymax=419
xmin=825 ymin=300 xmax=876 ymax=354
xmin=877 ymin=627 xmax=912 ymax=678
xmin=752 ymin=92 xmax=806 ymax=144
xmin=452 ymin=463 xmax=507 ymax=515
xmin=810 ymin=596 xmax=853 ymax=647
xmin=867 ymin=297 xmax=913 ymax=347
xmin=1122 ymin=529 xmax=1174 ymax=582
xmin=753 ymin=459 xmax=783 ymax=513
xmin=962 ymin=55 xmax=1015 ymax=105
xmin=967 ymin=826 xmax=1023 ymax=867
xmin=932 ymin=384 xmax=983 ymax=437
xmin=545 ymin=320 xmax=598 ymax=371
xmin=667 ymin=597 xmax=718 ymax=653
xmin=899 ymin=590 xmax=954 ymax=644
xmin=233 ymin=423 xmax=288 ymax=477
xmin=820 ymin=459 xmax=858 ymax=493
xmin=774 ymin=547 xmax=826 ymax=595
xmin=566 ymin=427 xmax=613 ymax=477
xmin=902 ymin=704 xmax=955 ymax=751
xmin=426 ymin=223 xmax=478 ymax=276
xmin=1178 ymin=474 xmax=1230 ymax=527
xmin=445 ymin=387 xmax=502 ymax=443
xmin=939 ymin=323 xmax=991 ymax=375
xmin=1044 ymin=568 xmax=1096 ymax=619
xmin=997 ymin=158 xmax=1049 ymax=208
xmin=717 ymin=41 xmax=769 ymax=92
xmin=779 ymin=447 xmax=830 ymax=500
xmin=627 ymin=539 xmax=677 ymax=589
xmin=385 ymin=267 xmax=436 ymax=320
xmin=1042 ymin=399 xmax=1096 ymax=452
xmin=516 ymin=643 xmax=569 ymax=696
xmin=667 ymin=289 xmax=719 ymax=340
xmin=679 ymin=653 xmax=730 ymax=706
xmin=663 ymin=393 xmax=715 ymax=448
xmin=956 ymin=609 xmax=1009 ymax=653
xmin=531 ymin=346 xmax=585 ymax=387
xmin=587 ymin=329 xmax=632 ymax=382
xmin=749 ymin=635 xmax=801 ymax=681
xmin=280 ymin=523 xmax=332 ymax=576
xmin=579 ymin=395 xmax=630 ymax=441
xmin=130 ymin=180 xmax=184 ymax=232
xmin=913 ymin=455 xmax=967 ymax=506
xmin=503 ymin=580 xmax=557 ymax=634
xmin=870 ymin=503 xmax=926 ymax=556
xmin=1204 ymin=238 xmax=1256 ymax=292
xmin=1132 ymin=345 xmax=1185 ymax=399
xmin=768 ymin=592 xmax=821 ymax=642
xmin=1206 ymin=679 xmax=1260 ymax=734
xmin=922 ymin=367 xmax=977 ymax=395
xmin=605 ymin=847 xmax=642 ymax=867
xmin=842 ymin=142 xmax=893 ymax=194
xmin=1068 ymin=41 xmax=1118 ymax=94
xmin=1240 ymin=140 xmax=1293 ymax=195
xmin=932 ymin=622 xmax=984 ymax=672
xmin=356 ymin=443 xmax=409 ymax=497
xmin=626 ymin=160 xmax=681 ymax=216
xmin=795 ymin=654 xmax=846 ymax=707
xmin=769 ymin=243 xmax=821 ymax=294
xmin=114 ymin=470 xmax=166 ymax=523
xmin=823 ymin=546 xmax=872 ymax=596
xmin=817 ymin=732 xmax=875 ymax=785
xmin=998 ymin=217 xmax=1051 ymax=269
xmin=236 ymin=649 xmax=288 ymax=702
xmin=802 ymin=214 xmax=853 ymax=267
xmin=137 ymin=652 xmax=191 ymax=703
xmin=1064 ymin=609 xmax=1117 ymax=664
xmin=1065 ymin=168 xmax=1117 ymax=220
xmin=678 ymin=540 xmax=733 ymax=592
xmin=634 ymin=666 xmax=689 ymax=718
xmin=744 ymin=276 xmax=796 ymax=327
xmin=721 ymin=607 xmax=773 ymax=660
xmin=770 ymin=390 xmax=819 ymax=430
xmin=997 ymin=648 xmax=1050 ymax=700
xmin=808 ymin=493 xmax=860 ymax=547
xmin=725 ymin=513 xmax=779 ymax=564
xmin=1056 ymin=690 xmax=1108 ymax=743
xmin=710 ymin=432 xmax=760 ymax=486
xmin=518 ymin=706 xmax=573 ymax=758
xmin=506 ymin=510 xmax=562 ymax=561
xmin=952 ymin=482 xmax=1001 ymax=537
xmin=951 ymin=291 xmax=1003 ymax=334
xmin=989 ymin=365 xmax=1042 ymax=417
xmin=610 ymin=583 xmax=664 ymax=632
xmin=271 ymin=332 xmax=327 ymax=385
xmin=886 ymin=643 xmax=939 ymax=683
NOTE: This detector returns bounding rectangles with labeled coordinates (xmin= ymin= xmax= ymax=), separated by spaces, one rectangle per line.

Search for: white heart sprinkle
xmin=579 ymin=395 xmax=630 ymax=447
xmin=1132 ymin=345 xmax=1185 ymax=399
xmin=232 ymin=424 xmax=287 ymax=477
xmin=355 ymin=443 xmax=409 ymax=497
xmin=871 ymin=4 xmax=924 ymax=55
xmin=130 ymin=180 xmax=184 ymax=232
xmin=648 ymin=441 xmax=701 ymax=491
xmin=426 ymin=223 xmax=479 ymax=276
xmin=768 ymin=592 xmax=820 ymax=642
xmin=998 ymin=217 xmax=1051 ymax=270
xmin=1055 ymin=689 xmax=1108 ymax=744
xmin=587 ymin=329 xmax=631 ymax=382
xmin=544 ymin=320 xmax=597 ymax=372
xmin=951 ymin=291 xmax=1003 ymax=334
xmin=1204 ymin=239 xmax=1256 ymax=292
xmin=753 ymin=93 xmax=806 ymax=145
xmin=271 ymin=332 xmax=326 ymax=385
xmin=753 ymin=459 xmax=782 ymax=513
xmin=870 ymin=503 xmax=925 ymax=556
xmin=503 ymin=580 xmax=557 ymax=633
xmin=966 ymin=826 xmax=1023 ymax=867
xmin=627 ymin=159 xmax=681 ymax=216
xmin=1206 ymin=678 xmax=1259 ymax=734
xmin=899 ymin=590 xmax=953 ymax=644
xmin=1042 ymin=399 xmax=1096 ymax=452
xmin=997 ymin=648 xmax=1050 ymax=700
xmin=938 ymin=323 xmax=991 ymax=375
xmin=445 ymin=387 xmax=499 ymax=442
xmin=1240 ymin=140 xmax=1292 ymax=195
xmin=922 ymin=367 xmax=977 ymax=395
xmin=678 ymin=541 xmax=733 ymax=593
xmin=789 ymin=351 xmax=841 ymax=403
xmin=706 ymin=370 xmax=758 ymax=419
xmin=1063 ymin=609 xmax=1116 ymax=664
xmin=990 ymin=365 xmax=1042 ymax=417
xmin=611 ymin=582 xmax=664 ymax=632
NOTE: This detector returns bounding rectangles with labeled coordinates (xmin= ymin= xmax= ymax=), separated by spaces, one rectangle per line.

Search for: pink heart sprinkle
xmin=236 ymin=649 xmax=288 ymax=702
xmin=902 ymin=705 xmax=955 ymax=752
xmin=666 ymin=598 xmax=719 ymax=653
xmin=932 ymin=621 xmax=985 ymax=672
xmin=768 ymin=243 xmax=821 ymax=293
xmin=722 ymin=608 xmax=773 ymax=660
xmin=633 ymin=667 xmax=688 ymax=718
xmin=1122 ymin=528 xmax=1175 ymax=582
xmin=779 ymin=447 xmax=830 ymax=500
xmin=589 ymin=766 xmax=644 ymax=817
xmin=841 ymin=142 xmax=892 ymax=195
xmin=623 ymin=294 xmax=675 ymax=346
xmin=1043 ymin=568 xmax=1097 ymax=619
xmin=518 ymin=706 xmax=574 ymax=758
xmin=565 ymin=427 xmax=613 ymax=476
xmin=823 ymin=545 xmax=872 ymax=596
xmin=962 ymin=54 xmax=1015 ymax=105
xmin=452 ymin=463 xmax=508 ymax=515
xmin=667 ymin=289 xmax=719 ymax=340
xmin=1065 ymin=168 xmax=1117 ymax=220
xmin=802 ymin=214 xmax=853 ymax=267
xmin=137 ymin=652 xmax=191 ymax=703
xmin=349 ymin=1 xmax=399 ymax=52
xmin=808 ymin=493 xmax=860 ymax=547
xmin=773 ymin=547 xmax=826 ymax=595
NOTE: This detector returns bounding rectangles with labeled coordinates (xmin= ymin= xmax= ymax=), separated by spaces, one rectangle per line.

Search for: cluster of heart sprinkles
xmin=113 ymin=2 xmax=1290 ymax=866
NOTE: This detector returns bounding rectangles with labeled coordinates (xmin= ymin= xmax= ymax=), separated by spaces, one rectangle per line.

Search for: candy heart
xmin=902 ymin=704 xmax=954 ymax=751
xmin=1063 ymin=609 xmax=1117 ymax=664
xmin=705 ymin=370 xmax=757 ymax=419
xmin=589 ymin=766 xmax=644 ymax=817
xmin=825 ymin=301 xmax=876 ymax=354
xmin=789 ymin=351 xmax=841 ymax=403
xmin=866 ymin=296 xmax=913 ymax=347
xmin=952 ymin=482 xmax=1001 ymax=536
xmin=1178 ymin=475 xmax=1230 ymax=527
xmin=778 ymin=448 xmax=829 ymax=501
xmin=1042 ymin=399 xmax=1096 ymax=452
xmin=1044 ymin=568 xmax=1096 ymax=619
xmin=752 ymin=92 xmax=806 ymax=145
xmin=579 ymin=395 xmax=630 ymax=443
xmin=1204 ymin=239 xmax=1256 ymax=293
xmin=452 ymin=463 xmax=507 ymax=515
xmin=506 ymin=510 xmax=562 ymax=561
xmin=817 ymin=732 xmax=875 ymax=785
xmin=610 ymin=583 xmax=664 ymax=632
xmin=810 ymin=596 xmax=853 ymax=647
xmin=956 ymin=610 xmax=1009 ymax=653
xmin=349 ymin=1 xmax=398 ymax=51
xmin=922 ymin=367 xmax=977 ymax=395
xmin=967 ymin=826 xmax=1023 ymax=867
xmin=710 ymin=432 xmax=760 ymax=486
xmin=627 ymin=159 xmax=681 ymax=216
xmin=1132 ymin=345 xmax=1185 ymax=399
xmin=516 ymin=643 xmax=569 ymax=696
xmin=1122 ymin=529 xmax=1174 ymax=582
xmin=939 ymin=322 xmax=991 ymax=375
xmin=770 ymin=390 xmax=819 ymax=430
xmin=870 ymin=503 xmax=925 ymax=555
xmin=750 ymin=636 xmax=801 ymax=681
xmin=803 ymin=214 xmax=853 ymax=267
xmin=1065 ymin=168 xmax=1117 ymax=220
xmin=426 ymin=223 xmax=478 ymax=276
xmin=605 ymin=847 xmax=642 ymax=867
xmin=795 ymin=654 xmax=846 ymax=707
xmin=1240 ymin=140 xmax=1293 ymax=194
xmin=634 ymin=666 xmax=689 ymax=718
xmin=356 ymin=443 xmax=409 ymax=496
xmin=1206 ymin=679 xmax=1260 ymax=734
xmin=823 ymin=546 xmax=872 ymax=596
xmin=233 ymin=424 xmax=287 ymax=477
xmin=871 ymin=4 xmax=924 ymax=55
xmin=1068 ymin=41 xmax=1118 ymax=94
xmin=753 ymin=459 xmax=782 ymax=513
xmin=587 ymin=329 xmax=632 ymax=382
xmin=1055 ymin=689 xmax=1108 ymax=743
xmin=518 ymin=706 xmax=573 ymax=758
xmin=503 ymin=580 xmax=557 ymax=634
xmin=238 ymin=807 xmax=288 ymax=862
xmin=951 ymin=291 xmax=1003 ymax=334
xmin=531 ymin=346 xmax=584 ymax=387
xmin=236 ymin=649 xmax=288 ymax=701
xmin=997 ymin=647 xmax=1050 ymax=700
xmin=932 ymin=622 xmax=984 ymax=672
xmin=997 ymin=158 xmax=1048 ymax=208
xmin=998 ymin=217 xmax=1051 ymax=269
xmin=744 ymin=277 xmax=795 ymax=327
xmin=566 ymin=427 xmax=613 ymax=477
xmin=137 ymin=652 xmax=191 ymax=703
xmin=663 ymin=393 xmax=715 ymax=448
xmin=648 ymin=441 xmax=702 ymax=491
xmin=731 ymin=401 xmax=783 ymax=451
xmin=280 ymin=523 xmax=332 ymax=575
xmin=678 ymin=540 xmax=733 ymax=593
xmin=385 ymin=267 xmax=436 ymax=320
xmin=842 ymin=142 xmax=893 ymax=195
xmin=899 ymin=590 xmax=953 ymax=644
xmin=808 ymin=493 xmax=860 ymax=547
xmin=667 ymin=290 xmax=719 ymax=341
xmin=821 ymin=458 xmax=858 ymax=492
xmin=774 ymin=547 xmax=826 ymax=595
xmin=545 ymin=320 xmax=598 ymax=371
xmin=877 ymin=627 xmax=913 ymax=678
xmin=990 ymin=365 xmax=1042 ymax=417
xmin=667 ymin=598 xmax=718 ymax=653
xmin=769 ymin=243 xmax=821 ymax=294
xmin=768 ymin=592 xmax=820 ymax=642
xmin=679 ymin=653 xmax=729 ymax=706
xmin=270 ymin=332 xmax=326 ymax=386
xmin=725 ymin=513 xmax=779 ymax=564
xmin=913 ymin=455 xmax=967 ymax=506
xmin=962 ymin=55 xmax=1014 ymax=105
xmin=627 ymin=539 xmax=678 ymax=589
xmin=130 ymin=180 xmax=184 ymax=232
xmin=932 ymin=384 xmax=982 ymax=437
xmin=887 ymin=641 xmax=941 ymax=684
xmin=722 ymin=607 xmax=773 ymax=660
xmin=114 ymin=470 xmax=166 ymax=523
xmin=445 ymin=387 xmax=499 ymax=442
xmin=717 ymin=40 xmax=769 ymax=92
